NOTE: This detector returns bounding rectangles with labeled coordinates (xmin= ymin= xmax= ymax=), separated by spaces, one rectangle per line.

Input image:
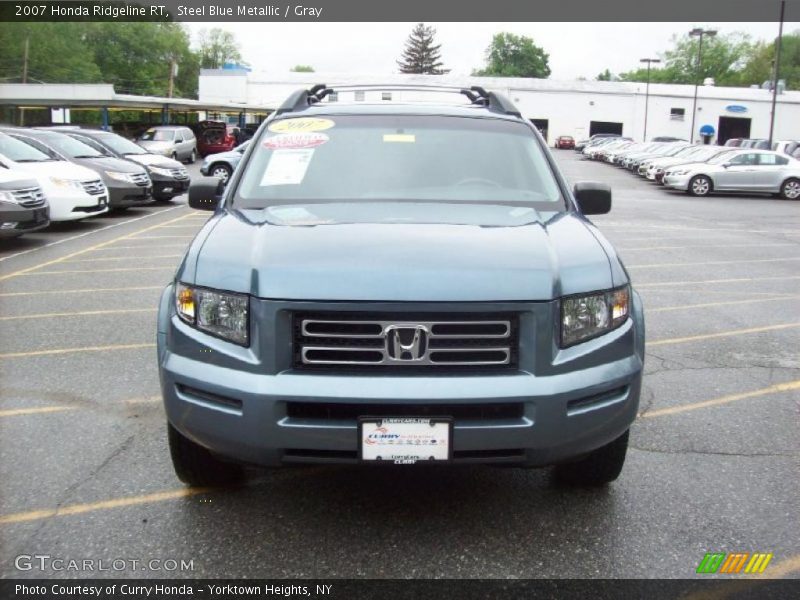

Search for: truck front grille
xmin=10 ymin=186 xmax=46 ymax=208
xmin=131 ymin=172 xmax=151 ymax=187
xmin=294 ymin=313 xmax=518 ymax=369
xmin=81 ymin=180 xmax=106 ymax=196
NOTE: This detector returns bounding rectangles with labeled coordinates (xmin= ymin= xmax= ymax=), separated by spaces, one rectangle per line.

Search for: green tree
xmin=198 ymin=27 xmax=245 ymax=69
xmin=596 ymin=69 xmax=614 ymax=81
xmin=0 ymin=23 xmax=102 ymax=84
xmin=739 ymin=31 xmax=800 ymax=90
xmin=474 ymin=33 xmax=550 ymax=78
xmin=290 ymin=65 xmax=315 ymax=72
xmin=397 ymin=23 xmax=449 ymax=74
xmin=618 ymin=31 xmax=758 ymax=86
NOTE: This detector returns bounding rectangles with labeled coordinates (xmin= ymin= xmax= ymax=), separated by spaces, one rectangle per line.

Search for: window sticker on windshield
xmin=383 ymin=134 xmax=416 ymax=143
xmin=263 ymin=132 xmax=329 ymax=150
xmin=268 ymin=118 xmax=335 ymax=133
xmin=260 ymin=149 xmax=314 ymax=186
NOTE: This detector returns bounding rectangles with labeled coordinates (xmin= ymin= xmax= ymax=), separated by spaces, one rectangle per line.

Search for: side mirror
xmin=573 ymin=182 xmax=611 ymax=215
xmin=188 ymin=177 xmax=224 ymax=211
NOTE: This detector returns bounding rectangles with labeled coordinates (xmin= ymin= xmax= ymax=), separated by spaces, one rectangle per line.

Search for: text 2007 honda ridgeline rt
xmin=157 ymin=85 xmax=645 ymax=487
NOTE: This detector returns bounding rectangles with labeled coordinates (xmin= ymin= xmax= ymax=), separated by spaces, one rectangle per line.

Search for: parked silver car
xmin=662 ymin=149 xmax=800 ymax=199
xmin=138 ymin=126 xmax=197 ymax=164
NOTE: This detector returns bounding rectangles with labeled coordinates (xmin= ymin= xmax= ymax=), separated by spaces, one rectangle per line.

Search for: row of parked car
xmin=0 ymin=126 xmax=192 ymax=238
xmin=578 ymin=135 xmax=800 ymax=199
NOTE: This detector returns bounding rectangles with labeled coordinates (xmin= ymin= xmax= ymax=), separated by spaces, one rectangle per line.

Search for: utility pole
xmin=19 ymin=35 xmax=29 ymax=125
xmin=167 ymin=59 xmax=177 ymax=98
xmin=768 ymin=0 xmax=786 ymax=146
xmin=688 ymin=28 xmax=717 ymax=144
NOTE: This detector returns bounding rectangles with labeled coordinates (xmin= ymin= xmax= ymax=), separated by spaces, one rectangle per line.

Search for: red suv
xmin=555 ymin=135 xmax=575 ymax=149
xmin=196 ymin=121 xmax=236 ymax=157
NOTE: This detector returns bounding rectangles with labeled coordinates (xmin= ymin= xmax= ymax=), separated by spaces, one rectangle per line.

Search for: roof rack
xmin=274 ymin=84 xmax=522 ymax=118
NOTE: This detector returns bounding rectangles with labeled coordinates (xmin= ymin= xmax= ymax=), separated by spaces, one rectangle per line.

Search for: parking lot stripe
xmin=0 ymin=308 xmax=156 ymax=321
xmin=641 ymin=380 xmax=800 ymax=419
xmin=649 ymin=322 xmax=800 ymax=346
xmin=636 ymin=275 xmax=800 ymax=288
xmin=62 ymin=255 xmax=183 ymax=263
xmin=0 ymin=406 xmax=77 ymax=418
xmin=0 ymin=285 xmax=162 ymax=298
xmin=629 ymin=257 xmax=800 ymax=269
xmin=0 ymin=343 xmax=155 ymax=359
xmin=91 ymin=244 xmax=189 ymax=251
xmin=648 ymin=295 xmax=800 ymax=313
xmin=21 ymin=267 xmax=172 ymax=275
xmin=0 ymin=205 xmax=183 ymax=264
xmin=619 ymin=243 xmax=797 ymax=251
xmin=0 ymin=488 xmax=210 ymax=525
xmin=127 ymin=235 xmax=195 ymax=240
xmin=0 ymin=211 xmax=194 ymax=282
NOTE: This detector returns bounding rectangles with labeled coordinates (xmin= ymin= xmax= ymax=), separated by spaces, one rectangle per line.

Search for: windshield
xmin=0 ymin=133 xmax=52 ymax=162
xmin=38 ymin=132 xmax=104 ymax=158
xmin=96 ymin=133 xmax=147 ymax=155
xmin=707 ymin=151 xmax=737 ymax=165
xmin=235 ymin=115 xmax=565 ymax=211
xmin=140 ymin=129 xmax=174 ymax=142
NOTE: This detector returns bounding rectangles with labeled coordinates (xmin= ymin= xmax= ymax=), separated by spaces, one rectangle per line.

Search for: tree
xmin=290 ymin=65 xmax=315 ymax=72
xmin=739 ymin=31 xmax=800 ymax=90
xmin=596 ymin=69 xmax=614 ymax=81
xmin=197 ymin=28 xmax=245 ymax=69
xmin=397 ymin=23 xmax=449 ymax=74
xmin=474 ymin=33 xmax=550 ymax=78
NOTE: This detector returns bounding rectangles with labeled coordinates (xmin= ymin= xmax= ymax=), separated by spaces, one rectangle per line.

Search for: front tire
xmin=689 ymin=175 xmax=712 ymax=197
xmin=552 ymin=429 xmax=629 ymax=487
xmin=168 ymin=423 xmax=245 ymax=487
xmin=780 ymin=177 xmax=800 ymax=200
xmin=210 ymin=164 xmax=232 ymax=184
xmin=188 ymin=149 xmax=196 ymax=164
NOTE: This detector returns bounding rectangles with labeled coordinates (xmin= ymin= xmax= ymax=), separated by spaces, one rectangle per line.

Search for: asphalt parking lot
xmin=0 ymin=150 xmax=798 ymax=580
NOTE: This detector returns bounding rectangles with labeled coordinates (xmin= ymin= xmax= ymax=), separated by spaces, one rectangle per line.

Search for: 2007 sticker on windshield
xmin=260 ymin=149 xmax=314 ymax=186
xmin=268 ymin=117 xmax=335 ymax=133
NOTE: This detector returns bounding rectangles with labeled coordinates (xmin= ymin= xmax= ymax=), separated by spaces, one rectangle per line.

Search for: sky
xmin=186 ymin=22 xmax=799 ymax=80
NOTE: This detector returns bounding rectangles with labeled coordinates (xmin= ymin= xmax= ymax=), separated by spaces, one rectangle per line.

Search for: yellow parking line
xmin=649 ymin=295 xmax=800 ymax=313
xmin=0 ymin=406 xmax=77 ymax=418
xmin=0 ymin=343 xmax=155 ymax=359
xmin=22 ymin=267 xmax=171 ymax=275
xmin=649 ymin=323 xmax=800 ymax=347
xmin=91 ymin=244 xmax=189 ymax=251
xmin=0 ymin=211 xmax=194 ymax=282
xmin=128 ymin=235 xmax=195 ymax=240
xmin=62 ymin=255 xmax=182 ymax=263
xmin=620 ymin=243 xmax=797 ymax=251
xmin=0 ymin=488 xmax=211 ymax=525
xmin=0 ymin=308 xmax=156 ymax=321
xmin=637 ymin=275 xmax=800 ymax=288
xmin=641 ymin=380 xmax=800 ymax=419
xmin=0 ymin=286 xmax=162 ymax=298
xmin=629 ymin=257 xmax=800 ymax=269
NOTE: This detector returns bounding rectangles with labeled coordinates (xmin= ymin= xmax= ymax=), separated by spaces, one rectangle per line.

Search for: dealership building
xmin=199 ymin=69 xmax=800 ymax=145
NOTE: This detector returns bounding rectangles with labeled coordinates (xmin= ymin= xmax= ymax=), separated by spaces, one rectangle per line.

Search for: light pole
xmin=640 ymin=58 xmax=660 ymax=142
xmin=688 ymin=27 xmax=717 ymax=144
xmin=768 ymin=0 xmax=786 ymax=146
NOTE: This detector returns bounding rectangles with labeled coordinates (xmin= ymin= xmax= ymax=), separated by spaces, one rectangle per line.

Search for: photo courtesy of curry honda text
xmin=157 ymin=85 xmax=645 ymax=488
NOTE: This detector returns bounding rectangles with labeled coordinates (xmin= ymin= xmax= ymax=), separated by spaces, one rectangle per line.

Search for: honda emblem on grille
xmin=385 ymin=324 xmax=428 ymax=361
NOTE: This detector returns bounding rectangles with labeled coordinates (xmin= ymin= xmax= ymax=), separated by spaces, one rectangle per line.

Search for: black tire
xmin=152 ymin=192 xmax=174 ymax=203
xmin=188 ymin=149 xmax=196 ymax=164
xmin=688 ymin=175 xmax=712 ymax=197
xmin=552 ymin=429 xmax=629 ymax=487
xmin=209 ymin=163 xmax=233 ymax=184
xmin=167 ymin=422 xmax=245 ymax=487
xmin=171 ymin=152 xmax=178 ymax=161
xmin=780 ymin=177 xmax=800 ymax=200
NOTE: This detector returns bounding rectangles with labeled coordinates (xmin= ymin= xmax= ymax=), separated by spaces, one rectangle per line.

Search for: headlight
xmin=671 ymin=169 xmax=690 ymax=176
xmin=49 ymin=177 xmax=84 ymax=190
xmin=175 ymin=283 xmax=249 ymax=345
xmin=560 ymin=286 xmax=630 ymax=348
xmin=0 ymin=191 xmax=15 ymax=203
xmin=149 ymin=166 xmax=174 ymax=177
xmin=105 ymin=171 xmax=135 ymax=183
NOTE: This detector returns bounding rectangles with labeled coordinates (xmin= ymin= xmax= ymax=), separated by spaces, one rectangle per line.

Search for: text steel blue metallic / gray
xmin=157 ymin=85 xmax=645 ymax=487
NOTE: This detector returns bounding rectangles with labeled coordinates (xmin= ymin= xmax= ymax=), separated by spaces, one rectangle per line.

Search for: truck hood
xmin=185 ymin=209 xmax=617 ymax=302
xmin=5 ymin=159 xmax=102 ymax=182
xmin=72 ymin=156 xmax=147 ymax=175
xmin=125 ymin=154 xmax=182 ymax=168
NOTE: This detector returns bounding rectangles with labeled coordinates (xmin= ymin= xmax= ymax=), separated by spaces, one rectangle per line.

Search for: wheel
xmin=780 ymin=177 xmax=800 ymax=200
xmin=689 ymin=175 xmax=712 ymax=197
xmin=167 ymin=422 xmax=245 ymax=487
xmin=210 ymin=164 xmax=233 ymax=184
xmin=171 ymin=152 xmax=178 ymax=161
xmin=188 ymin=149 xmax=196 ymax=164
xmin=152 ymin=192 xmax=174 ymax=203
xmin=552 ymin=429 xmax=629 ymax=487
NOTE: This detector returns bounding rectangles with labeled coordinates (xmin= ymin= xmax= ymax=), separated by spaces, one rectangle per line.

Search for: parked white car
xmin=643 ymin=146 xmax=727 ymax=180
xmin=662 ymin=149 xmax=800 ymax=199
xmin=0 ymin=133 xmax=109 ymax=221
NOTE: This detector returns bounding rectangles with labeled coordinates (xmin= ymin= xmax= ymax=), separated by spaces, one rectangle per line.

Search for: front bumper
xmin=158 ymin=291 xmax=645 ymax=468
xmin=151 ymin=174 xmax=190 ymax=198
xmin=0 ymin=203 xmax=50 ymax=237
xmin=662 ymin=174 xmax=691 ymax=190
xmin=106 ymin=181 xmax=153 ymax=207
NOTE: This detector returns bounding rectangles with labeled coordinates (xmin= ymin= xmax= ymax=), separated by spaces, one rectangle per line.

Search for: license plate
xmin=358 ymin=417 xmax=452 ymax=464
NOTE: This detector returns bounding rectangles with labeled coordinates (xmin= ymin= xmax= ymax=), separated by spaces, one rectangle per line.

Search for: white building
xmin=199 ymin=70 xmax=800 ymax=145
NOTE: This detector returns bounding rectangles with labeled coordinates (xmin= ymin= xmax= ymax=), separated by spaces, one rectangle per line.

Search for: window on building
xmin=354 ymin=91 xmax=365 ymax=101
xmin=670 ymin=108 xmax=686 ymax=121
xmin=382 ymin=92 xmax=392 ymax=101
